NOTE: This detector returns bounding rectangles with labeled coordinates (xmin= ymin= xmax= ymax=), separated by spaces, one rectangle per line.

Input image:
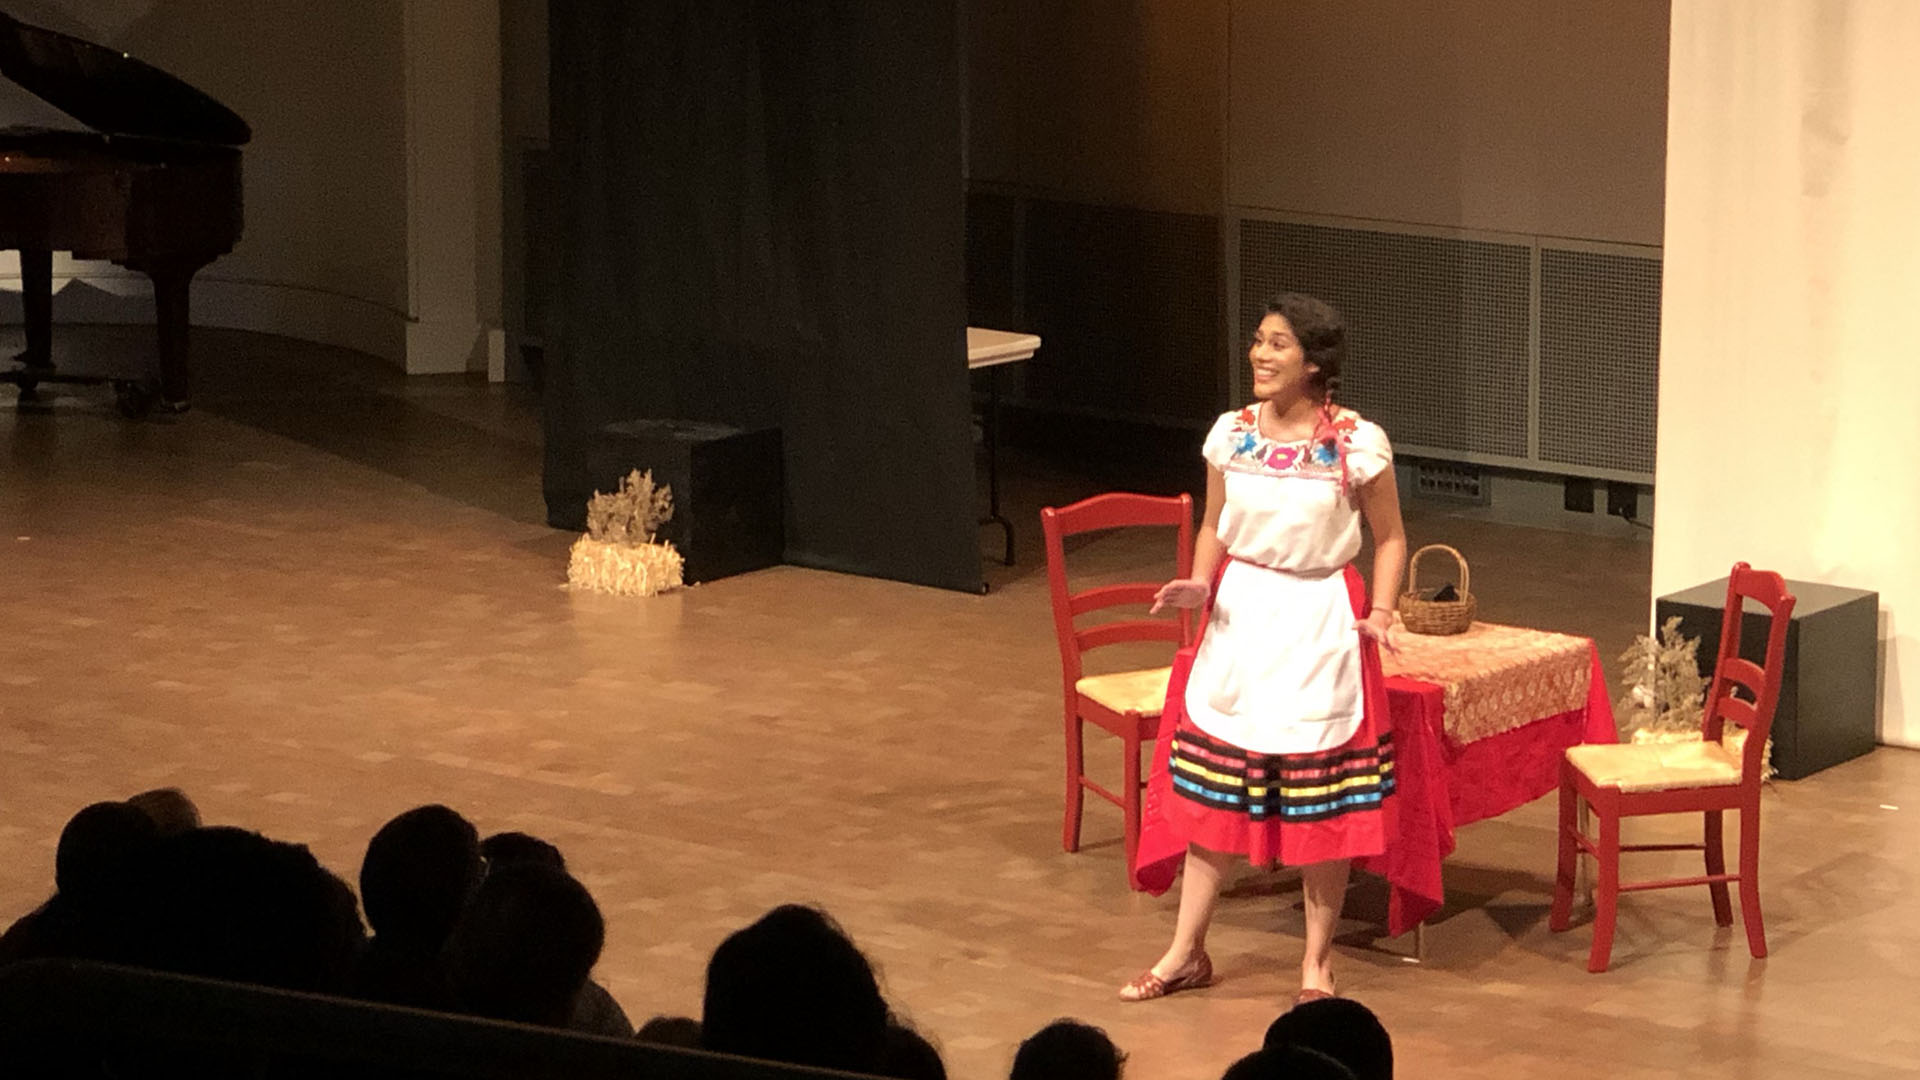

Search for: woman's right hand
xmin=1150 ymin=577 xmax=1211 ymax=614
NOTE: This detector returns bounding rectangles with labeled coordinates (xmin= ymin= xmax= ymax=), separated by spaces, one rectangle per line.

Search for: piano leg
xmin=15 ymin=247 xmax=53 ymax=370
xmin=132 ymin=256 xmax=212 ymax=412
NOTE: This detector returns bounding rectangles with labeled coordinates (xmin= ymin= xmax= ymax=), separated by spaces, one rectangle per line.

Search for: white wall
xmin=1656 ymin=0 xmax=1920 ymax=747
xmin=965 ymin=0 xmax=1227 ymax=216
xmin=1229 ymin=0 xmax=1669 ymax=244
xmin=962 ymin=0 xmax=1668 ymax=240
xmin=402 ymin=0 xmax=504 ymax=375
xmin=1 ymin=0 xmax=500 ymax=373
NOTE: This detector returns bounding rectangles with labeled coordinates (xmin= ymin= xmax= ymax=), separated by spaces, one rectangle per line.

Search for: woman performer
xmin=1122 ymin=293 xmax=1406 ymax=1005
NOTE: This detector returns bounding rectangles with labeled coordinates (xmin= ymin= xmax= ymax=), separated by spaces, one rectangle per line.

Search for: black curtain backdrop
xmin=545 ymin=0 xmax=980 ymax=592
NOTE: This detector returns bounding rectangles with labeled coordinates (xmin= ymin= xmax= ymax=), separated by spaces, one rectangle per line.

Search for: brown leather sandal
xmin=1118 ymin=950 xmax=1214 ymax=1002
xmin=1293 ymin=987 xmax=1336 ymax=1006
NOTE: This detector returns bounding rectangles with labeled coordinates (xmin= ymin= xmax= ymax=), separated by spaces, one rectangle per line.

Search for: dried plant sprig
xmin=585 ymin=469 xmax=675 ymax=547
xmin=1616 ymin=616 xmax=1772 ymax=778
xmin=1615 ymin=616 xmax=1707 ymax=738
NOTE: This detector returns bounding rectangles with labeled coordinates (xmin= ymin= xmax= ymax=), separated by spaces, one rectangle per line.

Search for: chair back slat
xmin=1078 ymin=620 xmax=1186 ymax=653
xmin=1046 ymin=491 xmax=1194 ymax=537
xmin=1041 ymin=492 xmax=1196 ymax=686
xmin=1716 ymin=657 xmax=1767 ymax=699
xmin=1701 ymin=562 xmax=1796 ymax=782
xmin=1730 ymin=566 xmax=1794 ymax=610
xmin=1713 ymin=695 xmax=1757 ymax=732
xmin=1069 ymin=583 xmax=1161 ymax=617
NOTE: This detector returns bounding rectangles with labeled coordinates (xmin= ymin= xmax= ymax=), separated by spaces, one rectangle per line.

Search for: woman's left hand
xmin=1357 ymin=608 xmax=1399 ymax=655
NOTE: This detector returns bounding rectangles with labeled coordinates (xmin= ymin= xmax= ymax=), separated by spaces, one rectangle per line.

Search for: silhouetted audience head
xmin=1011 ymin=1019 xmax=1126 ymax=1080
xmin=1264 ymin=997 xmax=1392 ymax=1080
xmin=361 ymin=805 xmax=482 ymax=950
xmin=55 ymin=801 xmax=159 ymax=906
xmin=125 ymin=788 xmax=202 ymax=836
xmin=1221 ymin=1045 xmax=1357 ymax=1080
xmin=446 ymin=862 xmax=605 ymax=1027
xmin=569 ymin=977 xmax=636 ymax=1038
xmin=0 ymin=800 xmax=161 ymax=965
xmin=881 ymin=1018 xmax=947 ymax=1080
xmin=635 ymin=1015 xmax=704 ymax=1049
xmin=481 ymin=831 xmax=567 ymax=872
xmin=701 ymin=904 xmax=890 ymax=1074
xmin=142 ymin=826 xmax=365 ymax=993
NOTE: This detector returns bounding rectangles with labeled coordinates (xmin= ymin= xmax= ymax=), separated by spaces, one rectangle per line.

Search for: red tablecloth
xmin=1359 ymin=645 xmax=1617 ymax=935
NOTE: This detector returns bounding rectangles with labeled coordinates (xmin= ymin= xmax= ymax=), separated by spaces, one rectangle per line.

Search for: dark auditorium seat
xmin=0 ymin=959 xmax=877 ymax=1079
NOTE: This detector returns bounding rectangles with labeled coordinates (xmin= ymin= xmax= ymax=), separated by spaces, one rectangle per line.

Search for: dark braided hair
xmin=1264 ymin=293 xmax=1357 ymax=493
xmin=1265 ymin=293 xmax=1346 ymax=404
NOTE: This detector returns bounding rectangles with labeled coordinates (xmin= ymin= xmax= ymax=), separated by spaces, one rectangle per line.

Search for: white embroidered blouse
xmin=1201 ymin=405 xmax=1394 ymax=573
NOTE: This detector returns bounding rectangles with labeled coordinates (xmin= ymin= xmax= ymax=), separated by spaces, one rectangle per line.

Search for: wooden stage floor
xmin=3 ymin=327 xmax=1916 ymax=1079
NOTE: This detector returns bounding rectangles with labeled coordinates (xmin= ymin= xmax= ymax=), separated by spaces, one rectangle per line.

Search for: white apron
xmin=1183 ymin=558 xmax=1364 ymax=755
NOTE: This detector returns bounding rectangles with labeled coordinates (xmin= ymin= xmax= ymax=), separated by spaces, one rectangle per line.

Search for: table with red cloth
xmin=1357 ymin=622 xmax=1617 ymax=937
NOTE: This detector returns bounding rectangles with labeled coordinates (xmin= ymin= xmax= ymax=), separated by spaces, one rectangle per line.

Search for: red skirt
xmin=1132 ymin=564 xmax=1396 ymax=893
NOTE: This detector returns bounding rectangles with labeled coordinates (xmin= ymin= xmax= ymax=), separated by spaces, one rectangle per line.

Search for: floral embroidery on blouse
xmin=1223 ymin=406 xmax=1361 ymax=481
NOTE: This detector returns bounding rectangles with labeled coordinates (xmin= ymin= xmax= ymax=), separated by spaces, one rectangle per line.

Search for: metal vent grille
xmin=1538 ymin=248 xmax=1661 ymax=474
xmin=1412 ymin=461 xmax=1489 ymax=504
xmin=1237 ymin=220 xmax=1532 ymax=457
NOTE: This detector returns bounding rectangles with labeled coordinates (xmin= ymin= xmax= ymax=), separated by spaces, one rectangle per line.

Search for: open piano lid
xmin=0 ymin=8 xmax=250 ymax=145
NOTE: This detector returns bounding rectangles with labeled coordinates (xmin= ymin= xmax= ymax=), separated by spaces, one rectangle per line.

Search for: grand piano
xmin=0 ymin=8 xmax=247 ymax=417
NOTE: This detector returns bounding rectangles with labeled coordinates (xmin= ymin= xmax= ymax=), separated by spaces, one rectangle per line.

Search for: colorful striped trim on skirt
xmin=1169 ymin=720 xmax=1397 ymax=824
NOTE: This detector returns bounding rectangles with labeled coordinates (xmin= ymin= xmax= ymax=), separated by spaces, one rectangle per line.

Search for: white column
xmin=403 ymin=0 xmax=505 ymax=376
xmin=1655 ymin=0 xmax=1920 ymax=746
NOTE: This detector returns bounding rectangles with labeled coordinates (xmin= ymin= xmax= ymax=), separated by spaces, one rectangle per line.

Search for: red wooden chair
xmin=1040 ymin=492 xmax=1195 ymax=874
xmin=1550 ymin=563 xmax=1796 ymax=971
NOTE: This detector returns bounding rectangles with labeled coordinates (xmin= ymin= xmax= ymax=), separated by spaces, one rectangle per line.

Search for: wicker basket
xmin=1398 ymin=544 xmax=1477 ymax=636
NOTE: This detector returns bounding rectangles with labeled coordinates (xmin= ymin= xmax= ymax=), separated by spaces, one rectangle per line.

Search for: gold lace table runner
xmin=1382 ymin=621 xmax=1594 ymax=744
